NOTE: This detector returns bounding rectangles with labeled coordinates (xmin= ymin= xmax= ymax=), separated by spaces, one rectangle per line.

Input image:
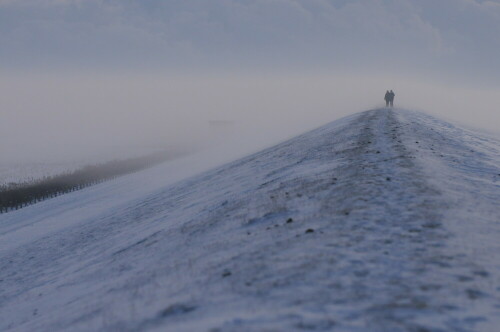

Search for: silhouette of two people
xmin=384 ymin=90 xmax=395 ymax=107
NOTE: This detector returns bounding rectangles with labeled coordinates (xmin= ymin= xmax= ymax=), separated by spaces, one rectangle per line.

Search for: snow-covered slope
xmin=1 ymin=109 xmax=499 ymax=332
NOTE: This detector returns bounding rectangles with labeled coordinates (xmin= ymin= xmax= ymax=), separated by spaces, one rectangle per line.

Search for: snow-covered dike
xmin=1 ymin=109 xmax=499 ymax=332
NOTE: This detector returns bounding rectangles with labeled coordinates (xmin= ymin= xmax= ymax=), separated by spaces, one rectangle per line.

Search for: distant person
xmin=389 ymin=90 xmax=395 ymax=107
xmin=384 ymin=90 xmax=391 ymax=107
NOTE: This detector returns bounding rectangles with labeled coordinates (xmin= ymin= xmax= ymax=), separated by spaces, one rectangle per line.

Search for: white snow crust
xmin=0 ymin=109 xmax=499 ymax=332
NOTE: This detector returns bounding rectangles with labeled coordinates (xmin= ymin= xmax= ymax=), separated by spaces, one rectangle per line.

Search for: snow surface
xmin=0 ymin=109 xmax=499 ymax=332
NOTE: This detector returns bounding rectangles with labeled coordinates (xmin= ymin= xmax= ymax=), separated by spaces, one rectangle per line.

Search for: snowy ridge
xmin=0 ymin=109 xmax=499 ymax=332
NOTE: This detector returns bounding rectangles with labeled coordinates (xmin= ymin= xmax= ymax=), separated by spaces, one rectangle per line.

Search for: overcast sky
xmin=1 ymin=0 xmax=500 ymax=83
xmin=1 ymin=0 xmax=499 ymax=164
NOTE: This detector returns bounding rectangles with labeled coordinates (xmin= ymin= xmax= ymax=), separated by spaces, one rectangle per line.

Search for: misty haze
xmin=1 ymin=1 xmax=499 ymax=331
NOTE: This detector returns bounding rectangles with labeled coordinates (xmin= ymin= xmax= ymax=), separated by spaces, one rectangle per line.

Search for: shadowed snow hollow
xmin=0 ymin=109 xmax=499 ymax=332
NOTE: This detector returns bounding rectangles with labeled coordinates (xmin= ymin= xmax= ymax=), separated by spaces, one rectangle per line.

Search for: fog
xmin=2 ymin=71 xmax=499 ymax=167
xmin=1 ymin=0 xmax=500 ymax=172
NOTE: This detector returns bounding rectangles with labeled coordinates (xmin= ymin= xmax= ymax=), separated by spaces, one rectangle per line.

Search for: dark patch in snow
xmin=466 ymin=289 xmax=485 ymax=300
xmin=159 ymin=304 xmax=196 ymax=318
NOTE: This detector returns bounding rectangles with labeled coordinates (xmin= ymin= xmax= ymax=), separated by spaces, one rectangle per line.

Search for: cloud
xmin=0 ymin=0 xmax=499 ymax=82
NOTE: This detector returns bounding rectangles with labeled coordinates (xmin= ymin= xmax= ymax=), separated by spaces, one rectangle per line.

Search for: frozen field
xmin=0 ymin=109 xmax=499 ymax=331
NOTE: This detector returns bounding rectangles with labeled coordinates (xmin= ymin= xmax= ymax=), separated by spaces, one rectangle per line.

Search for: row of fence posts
xmin=0 ymin=161 xmax=159 ymax=213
